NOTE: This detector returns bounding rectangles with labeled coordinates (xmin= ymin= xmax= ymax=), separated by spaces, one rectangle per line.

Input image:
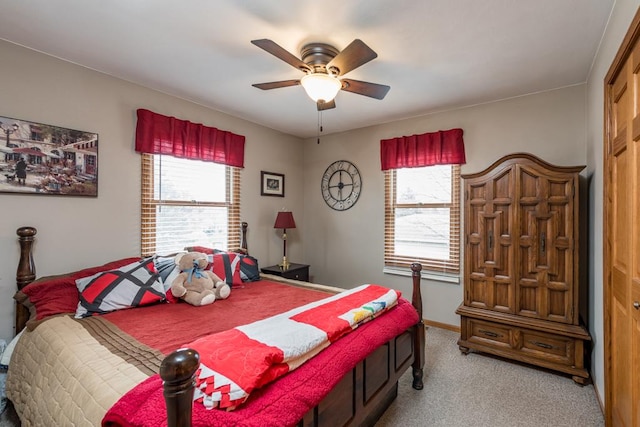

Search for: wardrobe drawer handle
xmin=478 ymin=329 xmax=499 ymax=338
xmin=531 ymin=341 xmax=554 ymax=350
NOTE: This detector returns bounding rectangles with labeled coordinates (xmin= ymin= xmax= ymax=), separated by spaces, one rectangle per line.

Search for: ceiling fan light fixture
xmin=300 ymin=73 xmax=342 ymax=103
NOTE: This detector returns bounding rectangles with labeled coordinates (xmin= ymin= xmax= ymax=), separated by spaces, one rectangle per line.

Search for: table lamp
xmin=274 ymin=211 xmax=296 ymax=270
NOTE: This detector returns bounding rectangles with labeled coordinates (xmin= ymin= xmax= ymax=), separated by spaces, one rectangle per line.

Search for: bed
xmin=7 ymin=224 xmax=425 ymax=427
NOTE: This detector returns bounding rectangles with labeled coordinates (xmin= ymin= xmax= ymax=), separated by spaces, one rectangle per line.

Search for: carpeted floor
xmin=375 ymin=327 xmax=604 ymax=427
xmin=0 ymin=402 xmax=18 ymax=427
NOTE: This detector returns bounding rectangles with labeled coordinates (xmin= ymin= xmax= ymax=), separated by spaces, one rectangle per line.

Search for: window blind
xmin=384 ymin=165 xmax=461 ymax=275
xmin=141 ymin=154 xmax=241 ymax=256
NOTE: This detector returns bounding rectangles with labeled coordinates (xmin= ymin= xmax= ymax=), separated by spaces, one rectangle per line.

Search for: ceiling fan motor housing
xmin=300 ymin=43 xmax=340 ymax=74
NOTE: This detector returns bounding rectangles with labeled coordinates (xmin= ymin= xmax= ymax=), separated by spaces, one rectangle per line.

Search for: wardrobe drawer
xmin=467 ymin=320 xmax=513 ymax=349
xmin=520 ymin=330 xmax=574 ymax=365
xmin=461 ymin=316 xmax=580 ymax=369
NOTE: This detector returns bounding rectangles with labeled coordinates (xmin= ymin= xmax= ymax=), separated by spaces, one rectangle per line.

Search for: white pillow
xmin=0 ymin=329 xmax=24 ymax=366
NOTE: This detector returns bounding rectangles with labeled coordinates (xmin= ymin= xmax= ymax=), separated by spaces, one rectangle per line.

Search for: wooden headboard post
xmin=16 ymin=226 xmax=37 ymax=335
xmin=240 ymin=221 xmax=248 ymax=253
xmin=410 ymin=262 xmax=425 ymax=390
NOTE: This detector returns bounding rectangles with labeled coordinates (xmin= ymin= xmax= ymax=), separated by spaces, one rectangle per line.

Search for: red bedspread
xmin=104 ymin=280 xmax=333 ymax=354
xmin=102 ymin=297 xmax=418 ymax=427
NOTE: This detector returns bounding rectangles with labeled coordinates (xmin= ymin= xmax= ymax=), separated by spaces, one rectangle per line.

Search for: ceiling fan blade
xmin=327 ymin=39 xmax=378 ymax=76
xmin=317 ymin=100 xmax=336 ymax=111
xmin=252 ymin=80 xmax=301 ymax=90
xmin=251 ymin=39 xmax=312 ymax=73
xmin=341 ymin=79 xmax=390 ymax=100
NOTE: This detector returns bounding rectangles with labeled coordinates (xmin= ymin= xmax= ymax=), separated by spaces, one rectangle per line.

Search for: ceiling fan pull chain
xmin=317 ymin=110 xmax=323 ymax=144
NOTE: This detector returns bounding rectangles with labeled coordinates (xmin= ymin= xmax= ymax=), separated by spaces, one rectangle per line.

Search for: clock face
xmin=321 ymin=160 xmax=362 ymax=211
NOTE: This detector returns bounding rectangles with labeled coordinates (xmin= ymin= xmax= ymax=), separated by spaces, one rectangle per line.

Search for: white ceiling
xmin=0 ymin=1 xmax=614 ymax=138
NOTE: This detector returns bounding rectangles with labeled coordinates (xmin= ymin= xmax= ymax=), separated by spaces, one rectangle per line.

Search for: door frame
xmin=603 ymin=7 xmax=640 ymax=426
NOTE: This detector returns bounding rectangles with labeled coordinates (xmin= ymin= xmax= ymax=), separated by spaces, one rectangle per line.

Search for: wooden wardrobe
xmin=456 ymin=153 xmax=591 ymax=384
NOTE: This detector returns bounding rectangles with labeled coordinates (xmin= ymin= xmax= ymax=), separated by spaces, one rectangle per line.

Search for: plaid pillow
xmin=189 ymin=246 xmax=260 ymax=283
xmin=153 ymin=255 xmax=183 ymax=303
xmin=16 ymin=257 xmax=141 ymax=324
xmin=186 ymin=245 xmax=216 ymax=255
xmin=75 ymin=259 xmax=166 ymax=318
xmin=236 ymin=254 xmax=260 ymax=282
xmin=210 ymin=253 xmax=243 ymax=286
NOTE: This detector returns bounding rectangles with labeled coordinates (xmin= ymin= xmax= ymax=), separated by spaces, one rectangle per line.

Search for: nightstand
xmin=261 ymin=263 xmax=310 ymax=282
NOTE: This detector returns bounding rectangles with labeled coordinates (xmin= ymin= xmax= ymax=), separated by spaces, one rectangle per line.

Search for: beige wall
xmin=0 ymin=40 xmax=305 ymax=340
xmin=301 ymin=85 xmax=587 ymax=327
xmin=586 ymin=0 xmax=640 ymax=409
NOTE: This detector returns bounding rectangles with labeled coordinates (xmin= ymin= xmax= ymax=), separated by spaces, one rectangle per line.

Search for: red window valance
xmin=380 ymin=128 xmax=466 ymax=170
xmin=135 ymin=109 xmax=245 ymax=168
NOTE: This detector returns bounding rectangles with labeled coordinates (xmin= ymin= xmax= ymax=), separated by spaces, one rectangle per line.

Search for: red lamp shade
xmin=274 ymin=211 xmax=296 ymax=229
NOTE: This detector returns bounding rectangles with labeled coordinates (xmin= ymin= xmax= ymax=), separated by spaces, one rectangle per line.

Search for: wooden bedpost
xmin=16 ymin=226 xmax=37 ymax=335
xmin=160 ymin=348 xmax=200 ymax=427
xmin=411 ymin=262 xmax=425 ymax=390
xmin=241 ymin=221 xmax=248 ymax=253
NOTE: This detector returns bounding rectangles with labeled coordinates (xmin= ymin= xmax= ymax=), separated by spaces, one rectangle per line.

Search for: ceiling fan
xmin=251 ymin=39 xmax=390 ymax=111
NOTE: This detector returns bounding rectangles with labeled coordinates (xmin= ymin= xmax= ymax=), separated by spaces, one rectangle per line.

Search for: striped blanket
xmin=188 ymin=284 xmax=400 ymax=409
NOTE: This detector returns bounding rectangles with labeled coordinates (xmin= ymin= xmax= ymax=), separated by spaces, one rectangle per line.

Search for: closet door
xmin=605 ymin=14 xmax=640 ymax=426
xmin=464 ymin=167 xmax=515 ymax=314
xmin=629 ymin=41 xmax=640 ymax=427
xmin=516 ymin=164 xmax=576 ymax=324
xmin=608 ymin=55 xmax=634 ymax=427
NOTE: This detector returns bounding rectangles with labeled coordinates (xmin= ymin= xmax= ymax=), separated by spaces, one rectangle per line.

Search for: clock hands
xmin=327 ymin=169 xmax=355 ymax=201
xmin=328 ymin=180 xmax=353 ymax=201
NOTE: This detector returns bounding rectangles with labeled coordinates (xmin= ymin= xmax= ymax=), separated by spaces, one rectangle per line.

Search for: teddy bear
xmin=170 ymin=252 xmax=231 ymax=306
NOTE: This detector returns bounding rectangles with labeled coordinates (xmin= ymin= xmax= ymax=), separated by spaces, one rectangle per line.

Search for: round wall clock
xmin=321 ymin=160 xmax=362 ymax=211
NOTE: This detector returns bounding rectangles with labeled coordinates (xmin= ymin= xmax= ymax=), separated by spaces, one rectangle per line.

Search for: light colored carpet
xmin=376 ymin=327 xmax=604 ymax=427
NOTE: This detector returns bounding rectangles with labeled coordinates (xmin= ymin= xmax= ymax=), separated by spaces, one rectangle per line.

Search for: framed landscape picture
xmin=0 ymin=115 xmax=98 ymax=196
xmin=261 ymin=171 xmax=284 ymax=197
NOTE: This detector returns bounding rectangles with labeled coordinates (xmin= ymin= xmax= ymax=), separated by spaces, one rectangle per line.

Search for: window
xmin=384 ymin=165 xmax=461 ymax=276
xmin=141 ymin=154 xmax=241 ymax=256
xmin=30 ymin=125 xmax=43 ymax=141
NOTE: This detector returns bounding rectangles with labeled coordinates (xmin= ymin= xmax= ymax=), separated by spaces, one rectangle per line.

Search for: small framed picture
xmin=261 ymin=171 xmax=284 ymax=197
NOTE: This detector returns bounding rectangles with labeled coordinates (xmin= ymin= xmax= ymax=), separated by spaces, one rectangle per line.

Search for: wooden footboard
xmin=15 ymin=226 xmax=424 ymax=427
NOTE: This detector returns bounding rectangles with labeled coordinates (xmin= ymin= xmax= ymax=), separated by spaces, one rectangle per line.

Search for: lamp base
xmin=278 ymin=256 xmax=290 ymax=270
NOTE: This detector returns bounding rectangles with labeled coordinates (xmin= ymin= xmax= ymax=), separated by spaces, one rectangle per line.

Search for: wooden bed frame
xmin=14 ymin=225 xmax=425 ymax=427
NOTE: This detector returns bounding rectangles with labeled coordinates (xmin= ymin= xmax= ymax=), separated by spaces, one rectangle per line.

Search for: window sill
xmin=383 ymin=266 xmax=460 ymax=284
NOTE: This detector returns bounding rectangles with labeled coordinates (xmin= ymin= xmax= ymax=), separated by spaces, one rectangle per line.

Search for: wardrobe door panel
xmin=516 ymin=165 xmax=575 ymax=323
xmin=465 ymin=168 xmax=514 ymax=313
